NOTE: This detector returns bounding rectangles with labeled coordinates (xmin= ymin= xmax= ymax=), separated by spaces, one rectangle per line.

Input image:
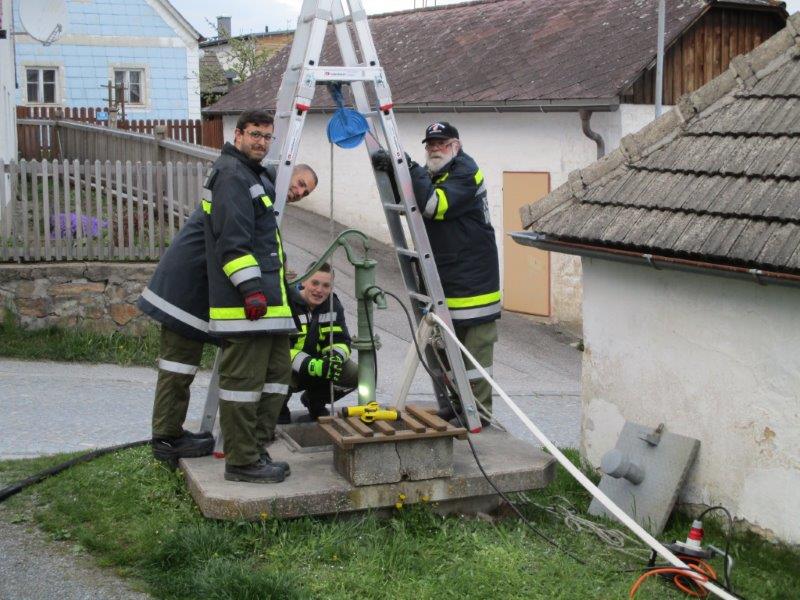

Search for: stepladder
xmin=201 ymin=0 xmax=484 ymax=437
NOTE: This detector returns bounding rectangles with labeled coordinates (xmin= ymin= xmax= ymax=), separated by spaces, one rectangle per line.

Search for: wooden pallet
xmin=318 ymin=404 xmax=467 ymax=449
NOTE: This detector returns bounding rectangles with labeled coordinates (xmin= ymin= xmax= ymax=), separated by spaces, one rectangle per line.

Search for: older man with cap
xmin=373 ymin=122 xmax=500 ymax=425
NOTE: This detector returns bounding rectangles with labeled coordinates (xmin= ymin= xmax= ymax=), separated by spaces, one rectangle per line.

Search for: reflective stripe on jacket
xmin=137 ymin=207 xmax=218 ymax=344
xmin=204 ymin=143 xmax=296 ymax=336
xmin=409 ymin=150 xmax=501 ymax=326
xmin=289 ymin=293 xmax=352 ymax=373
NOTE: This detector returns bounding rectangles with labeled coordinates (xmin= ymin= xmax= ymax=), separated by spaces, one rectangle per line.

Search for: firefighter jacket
xmin=138 ymin=208 xmax=216 ymax=344
xmin=203 ymin=143 xmax=296 ymax=336
xmin=409 ymin=150 xmax=501 ymax=326
xmin=289 ymin=291 xmax=352 ymax=375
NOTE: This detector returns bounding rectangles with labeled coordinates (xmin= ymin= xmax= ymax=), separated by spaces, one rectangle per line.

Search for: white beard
xmin=426 ymin=145 xmax=457 ymax=173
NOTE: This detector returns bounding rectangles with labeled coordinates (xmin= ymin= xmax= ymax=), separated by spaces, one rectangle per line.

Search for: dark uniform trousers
xmin=152 ymin=326 xmax=205 ymax=438
xmin=456 ymin=320 xmax=497 ymax=412
xmin=218 ymin=334 xmax=291 ymax=466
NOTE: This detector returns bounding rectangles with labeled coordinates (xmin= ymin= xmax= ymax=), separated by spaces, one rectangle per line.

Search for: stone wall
xmin=0 ymin=263 xmax=155 ymax=334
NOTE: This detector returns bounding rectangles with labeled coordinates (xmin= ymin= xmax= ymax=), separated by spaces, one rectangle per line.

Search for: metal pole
xmin=655 ymin=0 xmax=665 ymax=117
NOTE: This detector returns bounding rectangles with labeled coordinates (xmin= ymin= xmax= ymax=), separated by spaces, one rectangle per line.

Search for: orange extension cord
xmin=630 ymin=559 xmax=718 ymax=598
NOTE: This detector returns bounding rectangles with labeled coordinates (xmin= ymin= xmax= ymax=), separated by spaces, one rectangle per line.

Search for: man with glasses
xmin=373 ymin=121 xmax=500 ymax=426
xmin=139 ymin=110 xmax=317 ymax=477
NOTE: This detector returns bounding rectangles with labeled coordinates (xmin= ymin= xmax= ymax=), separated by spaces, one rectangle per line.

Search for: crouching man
xmin=277 ymin=262 xmax=358 ymax=424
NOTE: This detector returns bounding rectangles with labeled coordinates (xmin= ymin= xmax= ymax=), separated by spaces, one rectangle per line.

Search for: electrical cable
xmin=0 ymin=439 xmax=149 ymax=504
xmin=359 ymin=286 xmax=746 ymax=599
xmin=696 ymin=505 xmax=735 ymax=592
xmin=374 ymin=287 xmax=588 ymax=565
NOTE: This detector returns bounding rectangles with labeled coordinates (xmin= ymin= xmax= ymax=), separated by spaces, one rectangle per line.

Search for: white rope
xmin=426 ymin=312 xmax=737 ymax=600
xmin=328 ymin=142 xmax=335 ymax=406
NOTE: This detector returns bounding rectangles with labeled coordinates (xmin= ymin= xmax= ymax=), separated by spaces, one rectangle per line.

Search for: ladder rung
xmin=383 ymin=203 xmax=405 ymax=213
xmin=396 ymin=247 xmax=419 ymax=258
xmin=408 ymin=291 xmax=432 ymax=304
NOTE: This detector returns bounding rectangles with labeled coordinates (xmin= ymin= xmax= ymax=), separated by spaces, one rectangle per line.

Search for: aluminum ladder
xmin=201 ymin=0 xmax=483 ymax=435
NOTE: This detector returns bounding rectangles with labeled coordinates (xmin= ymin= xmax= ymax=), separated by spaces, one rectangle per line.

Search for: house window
xmin=26 ymin=68 xmax=57 ymax=104
xmin=113 ymin=69 xmax=144 ymax=104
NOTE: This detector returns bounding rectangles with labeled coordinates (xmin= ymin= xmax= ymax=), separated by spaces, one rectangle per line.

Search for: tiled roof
xmin=521 ymin=14 xmax=800 ymax=274
xmin=205 ymin=0 xmax=781 ymax=114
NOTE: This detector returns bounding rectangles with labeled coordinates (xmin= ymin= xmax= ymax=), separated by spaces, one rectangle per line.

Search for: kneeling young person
xmin=280 ymin=262 xmax=358 ymax=422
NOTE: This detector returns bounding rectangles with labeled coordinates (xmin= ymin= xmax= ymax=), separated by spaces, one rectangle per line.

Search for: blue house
xmin=13 ymin=0 xmax=201 ymax=120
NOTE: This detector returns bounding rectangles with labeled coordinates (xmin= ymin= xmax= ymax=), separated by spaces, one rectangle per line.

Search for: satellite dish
xmin=18 ymin=0 xmax=68 ymax=46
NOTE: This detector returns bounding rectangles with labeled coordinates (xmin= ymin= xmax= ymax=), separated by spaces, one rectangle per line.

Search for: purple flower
xmin=49 ymin=213 xmax=107 ymax=239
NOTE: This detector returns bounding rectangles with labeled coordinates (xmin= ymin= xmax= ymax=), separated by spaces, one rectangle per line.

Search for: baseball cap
xmin=422 ymin=121 xmax=459 ymax=143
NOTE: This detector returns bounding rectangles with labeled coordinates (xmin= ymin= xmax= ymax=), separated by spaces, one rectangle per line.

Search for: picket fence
xmin=0 ymin=158 xmax=212 ymax=262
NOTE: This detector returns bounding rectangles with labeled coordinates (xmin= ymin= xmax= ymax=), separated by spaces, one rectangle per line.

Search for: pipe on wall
xmin=578 ymin=109 xmax=605 ymax=159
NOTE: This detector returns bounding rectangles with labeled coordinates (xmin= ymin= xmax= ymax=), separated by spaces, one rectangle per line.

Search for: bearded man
xmin=399 ymin=122 xmax=500 ymax=425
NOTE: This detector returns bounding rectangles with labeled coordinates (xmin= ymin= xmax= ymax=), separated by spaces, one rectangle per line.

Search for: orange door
xmin=502 ymin=172 xmax=550 ymax=316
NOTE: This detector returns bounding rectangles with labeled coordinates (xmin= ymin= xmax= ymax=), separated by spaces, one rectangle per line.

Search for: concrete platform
xmin=182 ymin=424 xmax=556 ymax=521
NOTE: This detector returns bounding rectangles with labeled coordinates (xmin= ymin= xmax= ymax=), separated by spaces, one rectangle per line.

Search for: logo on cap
xmin=428 ymin=123 xmax=445 ymax=134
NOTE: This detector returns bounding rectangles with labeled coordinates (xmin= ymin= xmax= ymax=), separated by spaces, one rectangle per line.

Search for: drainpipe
xmin=579 ymin=109 xmax=605 ymax=159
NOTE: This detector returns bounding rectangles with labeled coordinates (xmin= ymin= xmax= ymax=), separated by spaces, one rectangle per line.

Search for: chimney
xmin=216 ymin=15 xmax=232 ymax=38
xmin=264 ymin=26 xmax=269 ymax=33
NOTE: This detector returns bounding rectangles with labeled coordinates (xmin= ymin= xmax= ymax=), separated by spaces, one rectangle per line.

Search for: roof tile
xmin=524 ymin=18 xmax=800 ymax=274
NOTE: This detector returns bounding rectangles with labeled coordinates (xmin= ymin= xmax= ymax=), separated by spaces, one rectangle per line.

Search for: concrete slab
xmin=181 ymin=425 xmax=555 ymax=521
xmin=589 ymin=421 xmax=700 ymax=535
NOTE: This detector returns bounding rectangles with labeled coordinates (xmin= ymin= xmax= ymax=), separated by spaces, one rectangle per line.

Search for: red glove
xmin=243 ymin=291 xmax=267 ymax=321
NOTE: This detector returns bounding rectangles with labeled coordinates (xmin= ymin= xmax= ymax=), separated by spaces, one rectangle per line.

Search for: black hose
xmin=0 ymin=439 xmax=149 ymax=503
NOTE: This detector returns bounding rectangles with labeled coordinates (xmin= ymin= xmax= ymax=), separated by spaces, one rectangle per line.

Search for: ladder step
xmin=396 ymin=247 xmax=419 ymax=258
xmin=383 ymin=203 xmax=405 ymax=213
xmin=408 ymin=291 xmax=432 ymax=304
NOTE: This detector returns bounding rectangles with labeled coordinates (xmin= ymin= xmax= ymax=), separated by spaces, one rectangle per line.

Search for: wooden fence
xmin=0 ymin=158 xmax=213 ymax=262
xmin=16 ymin=106 xmax=211 ymax=146
xmin=17 ymin=119 xmax=220 ymax=165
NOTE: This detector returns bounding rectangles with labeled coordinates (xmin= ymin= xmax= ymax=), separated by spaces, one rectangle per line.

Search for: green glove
xmin=306 ymin=354 xmax=343 ymax=383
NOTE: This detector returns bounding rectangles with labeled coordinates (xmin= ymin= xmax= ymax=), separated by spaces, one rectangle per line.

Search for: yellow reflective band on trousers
xmin=446 ymin=290 xmax=501 ymax=309
xmin=434 ymin=188 xmax=448 ymax=220
xmin=223 ymin=254 xmax=258 ymax=277
xmin=209 ymin=305 xmax=293 ymax=320
xmin=201 ymin=199 xmax=212 ymax=214
xmin=474 ymin=169 xmax=484 ymax=185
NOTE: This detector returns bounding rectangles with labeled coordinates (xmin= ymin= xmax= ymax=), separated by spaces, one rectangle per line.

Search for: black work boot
xmin=152 ymin=432 xmax=214 ymax=467
xmin=259 ymin=449 xmax=291 ymax=476
xmin=182 ymin=428 xmax=213 ymax=440
xmin=224 ymin=458 xmax=285 ymax=483
xmin=277 ymin=400 xmax=291 ymax=425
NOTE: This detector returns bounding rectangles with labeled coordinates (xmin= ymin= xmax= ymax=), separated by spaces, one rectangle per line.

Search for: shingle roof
xmin=205 ymin=0 xmax=785 ymax=115
xmin=521 ymin=13 xmax=800 ymax=274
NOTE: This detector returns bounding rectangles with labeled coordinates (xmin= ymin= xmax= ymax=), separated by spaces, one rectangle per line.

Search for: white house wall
xmin=224 ymin=109 xmax=627 ymax=324
xmin=581 ymin=258 xmax=800 ymax=543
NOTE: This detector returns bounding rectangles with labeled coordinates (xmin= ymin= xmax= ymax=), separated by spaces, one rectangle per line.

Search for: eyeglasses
xmin=244 ymin=131 xmax=274 ymax=141
xmin=425 ymin=139 xmax=455 ymax=150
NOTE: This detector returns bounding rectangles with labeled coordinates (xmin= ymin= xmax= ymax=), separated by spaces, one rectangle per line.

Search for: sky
xmin=170 ymin=0 xmax=800 ymax=38
xmin=169 ymin=1 xmax=468 ymax=38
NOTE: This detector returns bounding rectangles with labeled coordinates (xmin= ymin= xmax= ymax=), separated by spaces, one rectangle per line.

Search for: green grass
xmin=1 ymin=448 xmax=796 ymax=600
xmin=0 ymin=315 xmax=794 ymax=598
xmin=0 ymin=312 xmax=216 ymax=368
